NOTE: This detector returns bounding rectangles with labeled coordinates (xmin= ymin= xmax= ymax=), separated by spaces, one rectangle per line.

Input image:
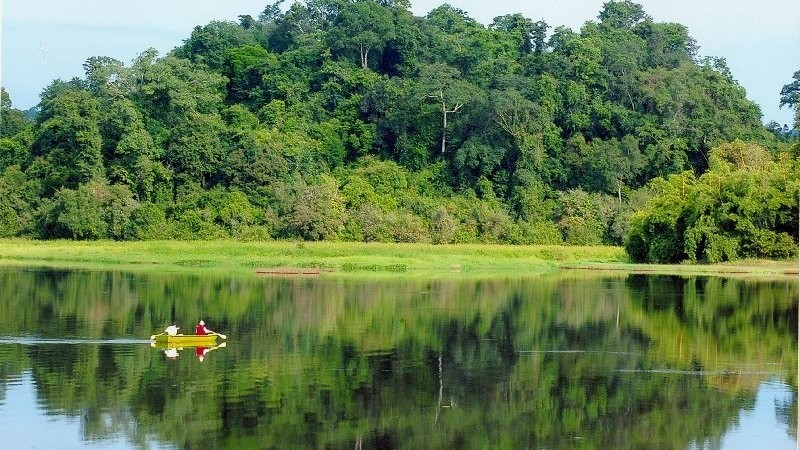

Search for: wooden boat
xmin=152 ymin=334 xmax=218 ymax=347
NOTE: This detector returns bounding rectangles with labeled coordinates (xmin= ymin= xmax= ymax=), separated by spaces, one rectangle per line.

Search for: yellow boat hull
xmin=153 ymin=334 xmax=218 ymax=347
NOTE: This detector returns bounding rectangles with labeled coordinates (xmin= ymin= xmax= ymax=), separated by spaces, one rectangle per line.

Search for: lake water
xmin=0 ymin=267 xmax=796 ymax=449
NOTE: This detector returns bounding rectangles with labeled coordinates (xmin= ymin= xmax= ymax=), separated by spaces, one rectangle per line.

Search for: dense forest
xmin=1 ymin=0 xmax=798 ymax=263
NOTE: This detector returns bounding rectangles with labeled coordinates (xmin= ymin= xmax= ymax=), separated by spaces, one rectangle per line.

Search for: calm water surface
xmin=0 ymin=267 xmax=796 ymax=449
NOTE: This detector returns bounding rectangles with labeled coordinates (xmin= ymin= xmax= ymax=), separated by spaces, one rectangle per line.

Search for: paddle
xmin=209 ymin=331 xmax=227 ymax=340
xmin=149 ymin=331 xmax=166 ymax=340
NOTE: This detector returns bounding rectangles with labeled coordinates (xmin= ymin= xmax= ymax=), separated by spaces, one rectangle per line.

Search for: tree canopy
xmin=0 ymin=1 xmax=797 ymax=261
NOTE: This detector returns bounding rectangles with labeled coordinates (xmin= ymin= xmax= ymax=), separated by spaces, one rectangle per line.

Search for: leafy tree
xmin=779 ymin=69 xmax=800 ymax=129
xmin=424 ymin=4 xmax=508 ymax=79
xmin=566 ymin=135 xmax=644 ymax=197
xmin=325 ymin=0 xmax=395 ymax=69
xmin=597 ymin=0 xmax=650 ymax=29
xmin=290 ymin=175 xmax=346 ymax=240
xmin=130 ymin=54 xmax=228 ymax=187
xmin=83 ymin=56 xmax=130 ymax=99
xmin=555 ymin=189 xmax=615 ymax=244
xmin=132 ymin=53 xmax=227 ymax=127
xmin=625 ymin=173 xmax=692 ymax=263
xmin=430 ymin=205 xmax=457 ymax=244
xmin=416 ymin=63 xmax=475 ymax=154
xmin=44 ymin=184 xmax=105 ymax=239
xmin=97 ymin=98 xmax=165 ymax=201
xmin=708 ymin=139 xmax=773 ymax=172
xmin=173 ymin=21 xmax=260 ymax=71
xmin=259 ymin=0 xmax=285 ymax=24
xmin=452 ymin=136 xmax=507 ymax=189
xmin=0 ymin=165 xmax=39 ymax=236
xmin=635 ymin=61 xmax=765 ymax=172
xmin=594 ymin=26 xmax=645 ymax=111
xmin=36 ymin=180 xmax=139 ymax=240
xmin=33 ymin=87 xmax=104 ymax=193
xmin=0 ymin=88 xmax=35 ymax=170
xmin=165 ymin=111 xmax=226 ymax=185
xmin=224 ymin=45 xmax=272 ymax=106
xmin=347 ymin=156 xmax=409 ymax=210
xmin=626 ymin=143 xmax=798 ymax=263
xmin=490 ymin=14 xmax=539 ymax=56
xmin=0 ymin=131 xmax=33 ymax=171
xmin=363 ymin=76 xmax=432 ymax=169
xmin=1 ymin=88 xmax=33 ymax=138
xmin=634 ymin=21 xmax=697 ymax=69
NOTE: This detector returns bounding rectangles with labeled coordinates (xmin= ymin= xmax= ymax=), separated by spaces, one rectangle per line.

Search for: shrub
xmin=290 ymin=176 xmax=345 ymax=240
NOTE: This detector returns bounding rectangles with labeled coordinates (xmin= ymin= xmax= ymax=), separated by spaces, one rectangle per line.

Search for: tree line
xmin=0 ymin=0 xmax=798 ymax=262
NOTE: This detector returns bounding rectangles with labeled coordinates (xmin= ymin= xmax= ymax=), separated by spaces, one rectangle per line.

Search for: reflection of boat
xmin=151 ymin=334 xmax=218 ymax=347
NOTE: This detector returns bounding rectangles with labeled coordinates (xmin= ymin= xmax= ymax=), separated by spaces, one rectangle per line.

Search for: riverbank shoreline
xmin=0 ymin=239 xmax=795 ymax=278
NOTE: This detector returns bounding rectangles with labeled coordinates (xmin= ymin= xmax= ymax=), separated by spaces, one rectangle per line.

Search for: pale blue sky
xmin=2 ymin=0 xmax=798 ymax=126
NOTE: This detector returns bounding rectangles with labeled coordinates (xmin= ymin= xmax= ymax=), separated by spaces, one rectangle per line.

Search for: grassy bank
xmin=0 ymin=239 xmax=795 ymax=277
xmin=0 ymin=239 xmax=623 ymax=275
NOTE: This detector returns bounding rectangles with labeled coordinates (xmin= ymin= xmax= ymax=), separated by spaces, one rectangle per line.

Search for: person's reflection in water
xmin=196 ymin=346 xmax=209 ymax=362
xmin=195 ymin=343 xmax=226 ymax=362
xmin=164 ymin=347 xmax=179 ymax=359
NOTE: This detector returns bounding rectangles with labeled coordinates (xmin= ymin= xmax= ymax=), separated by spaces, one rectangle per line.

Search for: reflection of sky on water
xmin=0 ymin=371 xmax=175 ymax=450
xmin=690 ymin=379 xmax=796 ymax=450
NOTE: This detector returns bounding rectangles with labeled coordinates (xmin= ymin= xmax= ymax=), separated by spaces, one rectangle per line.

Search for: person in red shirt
xmin=195 ymin=320 xmax=209 ymax=335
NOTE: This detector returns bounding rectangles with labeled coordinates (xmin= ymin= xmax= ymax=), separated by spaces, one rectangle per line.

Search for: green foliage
xmin=173 ymin=21 xmax=261 ymax=71
xmin=625 ymin=174 xmax=691 ymax=263
xmin=556 ymin=189 xmax=616 ymax=245
xmin=626 ymin=144 xmax=799 ymax=263
xmin=598 ymin=1 xmax=650 ymax=29
xmin=779 ymin=69 xmax=800 ymax=129
xmin=325 ymin=0 xmax=395 ymax=69
xmin=34 ymin=88 xmax=104 ymax=192
xmin=128 ymin=202 xmax=172 ymax=240
xmin=0 ymin=165 xmax=39 ymax=236
xmin=44 ymin=181 xmax=139 ymax=239
xmin=429 ymin=206 xmax=457 ymax=244
xmin=2 ymin=1 xmax=794 ymax=257
xmin=224 ymin=44 xmax=273 ymax=106
xmin=290 ymin=175 xmax=346 ymax=240
xmin=1 ymin=87 xmax=32 ymax=138
xmin=0 ymin=128 xmax=34 ymax=171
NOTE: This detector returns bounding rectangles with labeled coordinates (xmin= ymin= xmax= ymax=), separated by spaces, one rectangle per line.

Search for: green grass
xmin=0 ymin=239 xmax=624 ymax=274
xmin=0 ymin=239 xmax=794 ymax=278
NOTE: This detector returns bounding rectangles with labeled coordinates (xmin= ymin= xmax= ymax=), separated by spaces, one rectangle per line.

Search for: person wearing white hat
xmin=165 ymin=322 xmax=179 ymax=336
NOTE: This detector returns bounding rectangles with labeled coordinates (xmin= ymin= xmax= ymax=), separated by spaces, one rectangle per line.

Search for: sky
xmin=2 ymin=0 xmax=798 ymax=126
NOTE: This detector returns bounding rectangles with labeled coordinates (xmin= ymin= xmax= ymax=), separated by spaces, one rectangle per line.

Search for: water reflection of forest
xmin=0 ymin=268 xmax=796 ymax=448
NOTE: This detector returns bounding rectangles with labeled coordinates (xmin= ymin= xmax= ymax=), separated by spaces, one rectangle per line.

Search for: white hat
xmin=199 ymin=320 xmax=205 ymax=325
xmin=198 ymin=356 xmax=205 ymax=362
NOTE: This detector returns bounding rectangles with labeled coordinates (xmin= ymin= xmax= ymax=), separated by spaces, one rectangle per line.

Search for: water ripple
xmin=0 ymin=337 xmax=151 ymax=345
